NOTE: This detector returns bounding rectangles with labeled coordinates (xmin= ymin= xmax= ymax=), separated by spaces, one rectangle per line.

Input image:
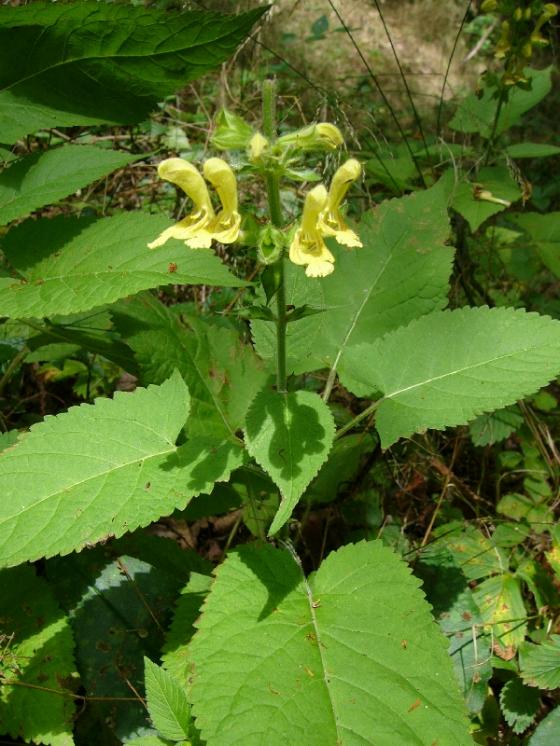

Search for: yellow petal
xmin=306 ymin=259 xmax=335 ymax=278
xmin=147 ymin=212 xmax=213 ymax=250
xmin=203 ymin=157 xmax=238 ymax=215
xmin=157 ymin=158 xmax=214 ymax=215
xmin=316 ymin=123 xmax=344 ymax=150
xmin=249 ymin=132 xmax=269 ymax=160
xmin=289 ymin=184 xmax=335 ymax=277
xmin=319 ymin=159 xmax=362 ymax=248
xmin=301 ymin=184 xmax=328 ymax=234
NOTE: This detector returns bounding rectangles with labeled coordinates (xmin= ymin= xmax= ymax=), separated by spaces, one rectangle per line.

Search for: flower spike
xmin=147 ymin=158 xmax=215 ymax=249
xmin=203 ymin=158 xmax=241 ymax=245
xmin=318 ymin=159 xmax=362 ymax=248
xmin=289 ymin=185 xmax=335 ymax=278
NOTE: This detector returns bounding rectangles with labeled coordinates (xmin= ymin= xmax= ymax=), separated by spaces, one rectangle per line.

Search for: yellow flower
xmin=318 ymin=159 xmax=362 ymax=248
xmin=289 ymin=185 xmax=335 ymax=278
xmin=277 ymin=122 xmax=344 ymax=153
xmin=248 ymin=132 xmax=269 ymax=161
xmin=147 ymin=158 xmax=215 ymax=249
xmin=203 ymin=158 xmax=241 ymax=244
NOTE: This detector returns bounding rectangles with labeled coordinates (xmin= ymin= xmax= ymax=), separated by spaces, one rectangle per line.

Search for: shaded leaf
xmin=0 ymin=2 xmax=267 ymax=142
xmin=0 ymin=565 xmax=76 ymax=746
xmin=499 ymin=677 xmax=540 ymax=734
xmin=529 ymin=706 xmax=560 ymax=745
xmin=473 ymin=574 xmax=527 ymax=657
xmin=469 ymin=406 xmax=523 ymax=446
xmin=520 ymin=636 xmax=560 ymax=690
xmin=244 ymin=388 xmax=335 ymax=534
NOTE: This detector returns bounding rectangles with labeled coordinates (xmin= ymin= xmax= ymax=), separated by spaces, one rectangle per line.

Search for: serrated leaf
xmin=0 ymin=2 xmax=267 ymax=142
xmin=469 ymin=406 xmax=523 ymax=446
xmin=450 ymin=67 xmax=552 ymax=137
xmin=112 ymin=295 xmax=266 ymax=439
xmin=46 ymin=545 xmax=195 ymax=743
xmin=529 ymin=706 xmax=560 ymax=745
xmin=244 ymin=388 xmax=335 ymax=534
xmin=0 ymin=214 xmax=243 ymax=319
xmin=520 ymin=636 xmax=560 ymax=690
xmin=499 ymin=677 xmax=540 ymax=734
xmin=451 ymin=166 xmax=521 ymax=232
xmin=144 ymin=658 xmax=191 ymax=741
xmin=511 ymin=212 xmax=560 ymax=279
xmin=189 ymin=541 xmax=471 ymax=745
xmin=342 ymin=307 xmax=560 ymax=448
xmin=163 ymin=572 xmax=213 ymax=683
xmin=473 ymin=574 xmax=527 ymax=658
xmin=0 ymin=565 xmax=76 ymax=746
xmin=0 ymin=145 xmax=141 ymax=226
xmin=252 ymin=181 xmax=454 ymax=377
xmin=0 ymin=371 xmax=243 ymax=567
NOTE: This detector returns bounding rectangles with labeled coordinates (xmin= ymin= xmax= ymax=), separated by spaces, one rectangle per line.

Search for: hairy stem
xmin=262 ymin=78 xmax=287 ymax=393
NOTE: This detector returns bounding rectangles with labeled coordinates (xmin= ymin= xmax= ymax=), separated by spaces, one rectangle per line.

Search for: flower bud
xmin=481 ymin=0 xmax=498 ymax=11
xmin=277 ymin=122 xmax=344 ymax=153
xmin=248 ymin=132 xmax=269 ymax=162
xmin=257 ymin=225 xmax=286 ymax=264
xmin=211 ymin=109 xmax=254 ymax=151
xmin=513 ymin=7 xmax=523 ymax=21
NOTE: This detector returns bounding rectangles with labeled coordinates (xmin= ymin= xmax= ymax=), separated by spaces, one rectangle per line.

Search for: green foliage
xmin=519 ymin=635 xmax=560 ymax=689
xmin=469 ymin=406 xmax=524 ymax=446
xmin=449 ymin=66 xmax=552 ymax=136
xmin=0 ymin=565 xmax=76 ymax=746
xmin=342 ymin=307 xmax=560 ymax=447
xmin=189 ymin=542 xmax=471 ymax=745
xmin=0 ymin=372 xmax=243 ymax=566
xmin=451 ymin=166 xmax=521 ymax=232
xmin=112 ymin=295 xmax=266 ymax=440
xmin=0 ymin=214 xmax=243 ymax=319
xmin=0 ymin=145 xmax=141 ymax=226
xmin=0 ymin=2 xmax=267 ymax=142
xmin=252 ymin=181 xmax=454 ymax=376
xmin=144 ymin=658 xmax=192 ymax=742
xmin=529 ymin=706 xmax=560 ymax=745
xmin=244 ymin=388 xmax=335 ymax=533
xmin=499 ymin=677 xmax=540 ymax=734
xmin=512 ymin=211 xmax=560 ymax=278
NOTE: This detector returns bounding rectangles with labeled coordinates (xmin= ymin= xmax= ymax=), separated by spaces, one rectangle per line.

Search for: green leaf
xmin=529 ymin=706 xmax=560 ymax=745
xmin=162 ymin=572 xmax=213 ymax=683
xmin=244 ymin=388 xmax=335 ymax=534
xmin=499 ymin=677 xmax=540 ymax=734
xmin=0 ymin=2 xmax=267 ymax=142
xmin=342 ymin=307 xmax=560 ymax=448
xmin=46 ymin=544 xmax=194 ymax=743
xmin=416 ymin=547 xmax=492 ymax=714
xmin=511 ymin=212 xmax=560 ymax=279
xmin=189 ymin=541 xmax=471 ymax=745
xmin=469 ymin=406 xmax=523 ymax=446
xmin=112 ymin=295 xmax=266 ymax=439
xmin=0 ymin=429 xmax=19 ymax=453
xmin=144 ymin=658 xmax=191 ymax=741
xmin=0 ymin=565 xmax=76 ymax=746
xmin=451 ymin=166 xmax=521 ymax=232
xmin=505 ymin=142 xmax=560 ymax=158
xmin=431 ymin=523 xmax=507 ymax=581
xmin=305 ymin=432 xmax=376 ymax=504
xmin=0 ymin=214 xmax=243 ymax=319
xmin=449 ymin=67 xmax=552 ymax=137
xmin=252 ymin=181 xmax=454 ymax=378
xmin=473 ymin=574 xmax=527 ymax=657
xmin=520 ymin=636 xmax=560 ymax=690
xmin=0 ymin=371 xmax=243 ymax=567
xmin=0 ymin=145 xmax=141 ymax=226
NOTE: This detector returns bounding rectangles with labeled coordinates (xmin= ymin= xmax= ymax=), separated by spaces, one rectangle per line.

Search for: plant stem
xmin=335 ymin=400 xmax=380 ymax=440
xmin=262 ymin=79 xmax=287 ymax=394
xmin=484 ymin=86 xmax=506 ymax=166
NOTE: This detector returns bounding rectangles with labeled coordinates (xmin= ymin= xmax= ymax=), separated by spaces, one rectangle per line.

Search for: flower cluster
xmin=147 ymin=158 xmax=240 ymax=250
xmin=289 ymin=159 xmax=362 ymax=278
xmin=481 ymin=1 xmax=557 ymax=87
xmin=148 ymin=118 xmax=362 ymax=279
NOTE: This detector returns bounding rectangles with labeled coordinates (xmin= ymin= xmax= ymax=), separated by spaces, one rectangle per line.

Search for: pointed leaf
xmin=0 ymin=371 xmax=243 ymax=566
xmin=189 ymin=541 xmax=471 ymax=745
xmin=244 ymin=388 xmax=335 ymax=534
xmin=252 ymin=181 xmax=454 ymax=376
xmin=343 ymin=307 xmax=560 ymax=448
xmin=144 ymin=658 xmax=191 ymax=741
xmin=451 ymin=166 xmax=521 ymax=232
xmin=0 ymin=565 xmax=76 ymax=746
xmin=0 ymin=214 xmax=243 ymax=319
xmin=0 ymin=145 xmax=141 ymax=226
xmin=0 ymin=2 xmax=267 ymax=142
